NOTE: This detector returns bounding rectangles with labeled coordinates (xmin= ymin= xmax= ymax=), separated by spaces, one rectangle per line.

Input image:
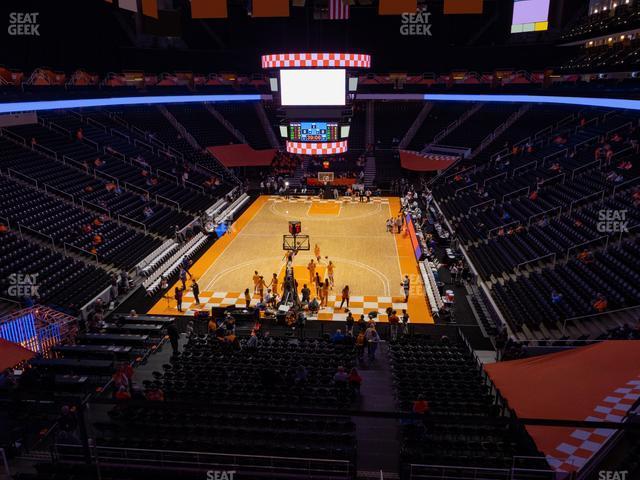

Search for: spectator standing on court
xmin=340 ymin=285 xmax=350 ymax=310
xmin=191 ymin=279 xmax=200 ymax=305
xmin=401 ymin=275 xmax=411 ymax=303
xmin=175 ymin=287 xmax=183 ymax=312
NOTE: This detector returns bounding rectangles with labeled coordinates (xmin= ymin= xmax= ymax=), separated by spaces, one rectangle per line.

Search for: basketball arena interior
xmin=1 ymin=1 xmax=640 ymax=479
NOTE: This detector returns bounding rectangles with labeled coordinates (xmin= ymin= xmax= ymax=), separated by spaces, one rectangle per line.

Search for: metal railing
xmin=54 ymin=444 xmax=353 ymax=479
xmin=562 ymin=304 xmax=640 ymax=334
xmin=512 ymin=160 xmax=538 ymax=178
xmin=483 ymin=171 xmax=507 ymax=187
xmin=468 ymin=198 xmax=495 ymax=214
xmin=516 ymin=252 xmax=557 ymax=272
xmin=503 ymin=186 xmax=530 ymax=204
xmin=0 ymin=447 xmax=10 ymax=477
xmin=565 ymin=235 xmax=609 ymax=262
xmin=527 ymin=206 xmax=561 ymax=227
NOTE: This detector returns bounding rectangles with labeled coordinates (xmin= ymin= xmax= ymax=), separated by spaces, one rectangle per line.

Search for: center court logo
xmin=400 ymin=8 xmax=433 ymax=36
xmin=8 ymin=12 xmax=40 ymax=36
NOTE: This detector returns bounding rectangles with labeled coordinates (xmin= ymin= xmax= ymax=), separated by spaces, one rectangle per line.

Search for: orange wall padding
xmin=191 ymin=0 xmax=228 ymax=19
xmin=444 ymin=0 xmax=483 ymax=14
xmin=399 ymin=150 xmax=457 ymax=171
xmin=252 ymin=0 xmax=289 ymax=18
xmin=379 ymin=0 xmax=417 ymax=15
xmin=142 ymin=0 xmax=158 ymax=18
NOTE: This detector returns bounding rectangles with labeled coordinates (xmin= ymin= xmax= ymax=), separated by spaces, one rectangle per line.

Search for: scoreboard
xmin=289 ymin=122 xmax=339 ymax=142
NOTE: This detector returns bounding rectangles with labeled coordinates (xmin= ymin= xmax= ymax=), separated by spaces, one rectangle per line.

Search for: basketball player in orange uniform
xmin=327 ymin=261 xmax=335 ymax=288
xmin=321 ymin=279 xmax=330 ymax=307
xmin=269 ymin=273 xmax=279 ymax=293
xmin=256 ymin=276 xmax=267 ymax=302
xmin=307 ymin=259 xmax=316 ymax=283
xmin=314 ymin=244 xmax=321 ymax=263
xmin=252 ymin=270 xmax=260 ymax=294
xmin=314 ymin=272 xmax=323 ymax=298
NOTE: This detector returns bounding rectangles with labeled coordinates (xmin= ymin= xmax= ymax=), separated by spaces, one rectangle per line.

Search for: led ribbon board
xmin=0 ymin=94 xmax=263 ymax=114
xmin=422 ymin=94 xmax=640 ymax=111
xmin=262 ymin=53 xmax=371 ymax=69
xmin=3 ymin=93 xmax=640 ymax=115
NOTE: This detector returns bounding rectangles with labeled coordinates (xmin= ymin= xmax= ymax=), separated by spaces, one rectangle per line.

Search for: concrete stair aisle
xmin=364 ymin=156 xmax=376 ymax=187
xmin=288 ymin=156 xmax=310 ymax=188
xmin=352 ymin=342 xmax=400 ymax=479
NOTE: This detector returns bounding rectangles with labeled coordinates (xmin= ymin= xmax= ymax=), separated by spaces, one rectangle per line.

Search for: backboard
xmin=318 ymin=172 xmax=334 ymax=183
xmin=283 ymin=234 xmax=310 ymax=251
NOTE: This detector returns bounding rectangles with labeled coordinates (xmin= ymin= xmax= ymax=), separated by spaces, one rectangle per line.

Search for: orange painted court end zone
xmin=148 ymin=195 xmax=434 ymax=324
xmin=307 ymin=202 xmax=341 ymax=216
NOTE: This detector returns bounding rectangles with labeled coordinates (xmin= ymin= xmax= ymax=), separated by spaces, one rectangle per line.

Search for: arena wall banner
xmin=206 ymin=143 xmax=277 ymax=167
xmin=485 ymin=341 xmax=640 ymax=473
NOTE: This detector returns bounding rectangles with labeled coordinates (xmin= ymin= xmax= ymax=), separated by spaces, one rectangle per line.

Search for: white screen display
xmin=340 ymin=125 xmax=350 ymax=138
xmin=279 ymin=125 xmax=288 ymax=138
xmin=280 ymin=69 xmax=346 ymax=106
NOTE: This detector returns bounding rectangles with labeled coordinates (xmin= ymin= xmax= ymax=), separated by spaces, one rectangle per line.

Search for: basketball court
xmin=148 ymin=195 xmax=433 ymax=324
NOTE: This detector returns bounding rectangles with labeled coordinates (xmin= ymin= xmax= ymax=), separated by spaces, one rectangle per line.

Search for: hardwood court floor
xmin=148 ymin=195 xmax=433 ymax=323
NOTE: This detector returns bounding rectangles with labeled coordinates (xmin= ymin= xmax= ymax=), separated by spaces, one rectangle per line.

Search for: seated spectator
xmin=331 ymin=329 xmax=345 ymax=344
xmin=115 ymin=385 xmax=132 ymax=401
xmin=246 ymin=329 xmax=259 ymax=350
xmin=145 ymin=387 xmax=165 ymax=401
xmin=593 ymin=293 xmax=608 ymax=313
xmin=333 ymin=366 xmax=348 ymax=384
xmin=577 ymin=249 xmax=593 ymax=264
xmin=551 ymin=290 xmax=563 ymax=305
xmin=294 ymin=365 xmax=308 ymax=384
xmin=309 ymin=297 xmax=320 ymax=313
xmin=412 ymin=395 xmax=430 ymax=415
xmin=0 ymin=223 xmax=8 ymax=234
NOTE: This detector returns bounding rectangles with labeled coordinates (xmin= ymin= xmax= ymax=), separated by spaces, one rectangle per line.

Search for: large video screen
xmin=511 ymin=0 xmax=550 ymax=33
xmin=280 ymin=69 xmax=346 ymax=106
xmin=289 ymin=122 xmax=339 ymax=142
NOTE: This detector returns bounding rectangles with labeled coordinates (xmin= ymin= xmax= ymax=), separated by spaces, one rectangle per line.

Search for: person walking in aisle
xmin=365 ymin=324 xmax=380 ymax=362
